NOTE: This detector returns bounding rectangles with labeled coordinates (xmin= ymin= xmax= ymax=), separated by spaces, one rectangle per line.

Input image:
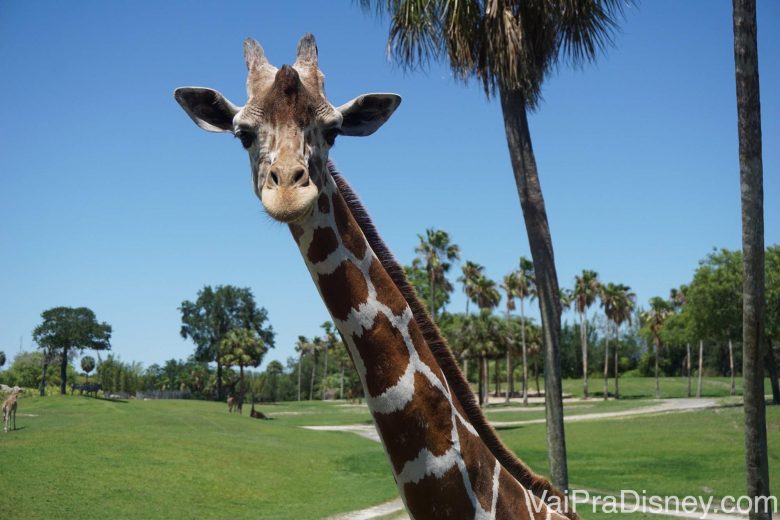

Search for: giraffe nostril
xmin=292 ymin=169 xmax=307 ymax=186
xmin=270 ymin=171 xmax=280 ymax=186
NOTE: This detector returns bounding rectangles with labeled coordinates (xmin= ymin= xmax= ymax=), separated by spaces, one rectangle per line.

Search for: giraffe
xmin=175 ymin=34 xmax=577 ymax=520
xmin=2 ymin=388 xmax=21 ymax=433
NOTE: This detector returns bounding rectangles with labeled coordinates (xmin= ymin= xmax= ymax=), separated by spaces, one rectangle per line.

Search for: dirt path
xmin=312 ymin=398 xmax=744 ymax=520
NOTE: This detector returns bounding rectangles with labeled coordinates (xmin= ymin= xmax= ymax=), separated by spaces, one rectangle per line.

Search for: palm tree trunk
xmin=494 ymin=357 xmax=500 ymax=398
xmin=506 ymin=347 xmax=512 ymax=403
xmin=297 ymin=353 xmax=302 ymax=401
xmin=59 ymin=346 xmax=69 ymax=395
xmin=765 ymin=336 xmax=780 ymax=405
xmin=484 ymin=353 xmax=490 ymax=404
xmin=477 ymin=354 xmax=484 ymax=406
xmin=40 ymin=357 xmax=48 ymax=397
xmin=654 ymin=338 xmax=661 ymax=399
xmin=309 ymin=352 xmax=317 ymax=401
xmin=499 ymin=85 xmax=569 ymax=490
xmin=733 ymin=1 xmax=771 ymax=514
xmin=521 ymin=299 xmax=529 ymax=407
xmin=239 ymin=364 xmax=244 ymax=395
xmin=729 ymin=339 xmax=736 ymax=396
xmin=687 ymin=343 xmax=692 ymax=398
xmin=322 ymin=346 xmax=329 ymax=400
xmin=340 ymin=363 xmax=345 ymax=400
xmin=603 ymin=330 xmax=609 ymax=401
xmin=580 ymin=313 xmax=589 ymax=399
xmin=614 ymin=343 xmax=620 ymax=400
xmin=697 ymin=340 xmax=704 ymax=398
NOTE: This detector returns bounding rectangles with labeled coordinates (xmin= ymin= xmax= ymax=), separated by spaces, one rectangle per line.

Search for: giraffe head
xmin=174 ymin=34 xmax=401 ymax=223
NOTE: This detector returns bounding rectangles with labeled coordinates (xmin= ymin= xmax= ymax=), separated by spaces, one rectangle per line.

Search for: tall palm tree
xmin=218 ymin=328 xmax=267 ymax=395
xmin=643 ymin=297 xmax=672 ymax=400
xmin=360 ymin=0 xmax=626 ymax=490
xmin=294 ymin=335 xmax=308 ymax=401
xmin=458 ymin=260 xmax=485 ymax=316
xmin=471 ymin=275 xmax=500 ymax=407
xmin=309 ymin=336 xmax=324 ymax=401
xmin=458 ymin=260 xmax=485 ymax=377
xmin=501 ymin=271 xmax=519 ymax=403
xmin=733 ymin=0 xmax=770 ymax=514
xmin=415 ymin=228 xmax=460 ymax=321
xmin=574 ymin=270 xmax=600 ymax=398
xmin=321 ymin=321 xmax=339 ymax=400
xmin=601 ymin=283 xmax=635 ymax=400
xmin=518 ymin=256 xmax=536 ymax=406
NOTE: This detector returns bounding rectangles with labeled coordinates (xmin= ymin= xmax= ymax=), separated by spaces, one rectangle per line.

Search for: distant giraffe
xmin=2 ymin=388 xmax=21 ymax=432
xmin=175 ymin=34 xmax=576 ymax=520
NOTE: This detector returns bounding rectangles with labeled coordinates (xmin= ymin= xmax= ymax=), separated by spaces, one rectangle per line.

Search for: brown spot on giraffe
xmin=332 ymin=192 xmax=367 ymax=259
xmin=307 ymin=226 xmax=339 ymax=264
xmin=350 ymin=313 xmax=410 ymax=398
xmin=372 ymin=371 xmax=453 ymax=474
xmin=403 ymin=464 xmax=476 ymax=520
xmin=370 ymin=258 xmax=408 ymax=317
xmin=317 ymin=192 xmax=330 ymax=214
xmin=317 ymin=261 xmax=368 ymax=321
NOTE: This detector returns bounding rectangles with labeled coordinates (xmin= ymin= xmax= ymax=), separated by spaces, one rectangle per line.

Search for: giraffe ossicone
xmin=175 ymin=33 xmax=576 ymax=520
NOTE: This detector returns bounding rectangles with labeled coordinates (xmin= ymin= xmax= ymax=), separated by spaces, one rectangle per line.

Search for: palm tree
xmin=733 ymin=1 xmax=770 ymax=513
xmin=643 ymin=297 xmax=672 ymax=400
xmin=470 ymin=275 xmax=500 ymax=406
xmin=458 ymin=260 xmax=485 ymax=376
xmin=321 ymin=321 xmax=339 ymax=400
xmin=81 ymin=356 xmax=96 ymax=383
xmin=601 ymin=283 xmax=635 ymax=400
xmin=500 ymin=271 xmax=520 ymax=403
xmin=415 ymin=228 xmax=460 ymax=321
xmin=360 ymin=0 xmax=625 ymax=490
xmin=294 ymin=335 xmax=308 ymax=401
xmin=574 ymin=270 xmax=600 ymax=398
xmin=218 ymin=328 xmax=267 ymax=394
xmin=309 ymin=336 xmax=324 ymax=401
xmin=517 ymin=256 xmax=536 ymax=406
xmin=458 ymin=261 xmax=485 ymax=316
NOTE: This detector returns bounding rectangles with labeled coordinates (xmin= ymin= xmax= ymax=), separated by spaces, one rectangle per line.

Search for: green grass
xmin=2 ymin=385 xmax=778 ymax=519
xmin=0 ymin=395 xmax=395 ymax=520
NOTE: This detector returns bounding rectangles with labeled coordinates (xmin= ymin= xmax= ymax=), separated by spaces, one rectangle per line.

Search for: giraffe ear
xmin=174 ymin=87 xmax=240 ymax=133
xmin=336 ymin=93 xmax=401 ymax=137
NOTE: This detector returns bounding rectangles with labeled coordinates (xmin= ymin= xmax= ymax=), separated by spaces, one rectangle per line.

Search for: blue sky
xmin=1 ymin=1 xmax=778 ymax=371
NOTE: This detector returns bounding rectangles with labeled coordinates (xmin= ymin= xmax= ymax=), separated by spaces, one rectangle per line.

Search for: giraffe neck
xmin=289 ymin=168 xmax=567 ymax=520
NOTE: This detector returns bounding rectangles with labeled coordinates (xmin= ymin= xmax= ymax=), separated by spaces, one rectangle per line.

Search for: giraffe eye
xmin=323 ymin=128 xmax=340 ymax=146
xmin=235 ymin=130 xmax=257 ymax=149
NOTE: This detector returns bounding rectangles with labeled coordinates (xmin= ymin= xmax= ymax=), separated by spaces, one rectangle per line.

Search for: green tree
xmin=81 ymin=356 xmax=96 ymax=383
xmin=360 ymin=0 xmax=625 ymax=491
xmin=642 ymin=297 xmax=673 ymax=399
xmin=765 ymin=246 xmax=780 ymax=404
xmin=180 ymin=285 xmax=275 ymax=400
xmin=574 ymin=270 xmax=600 ymax=398
xmin=0 ymin=351 xmax=6 ymax=369
xmin=405 ymin=262 xmax=451 ymax=317
xmin=294 ymin=335 xmax=308 ymax=401
xmin=218 ymin=328 xmax=267 ymax=394
xmin=309 ymin=337 xmax=324 ymax=400
xmin=265 ymin=360 xmax=284 ymax=402
xmin=733 ymin=0 xmax=770 ymax=513
xmin=414 ymin=228 xmax=460 ymax=321
xmin=32 ymin=306 xmax=112 ymax=395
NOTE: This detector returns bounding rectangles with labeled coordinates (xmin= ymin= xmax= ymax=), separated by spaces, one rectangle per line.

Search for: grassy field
xmin=1 ymin=379 xmax=778 ymax=519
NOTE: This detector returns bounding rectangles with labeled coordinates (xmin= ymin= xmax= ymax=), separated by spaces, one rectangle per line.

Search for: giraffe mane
xmin=329 ymin=161 xmax=578 ymax=520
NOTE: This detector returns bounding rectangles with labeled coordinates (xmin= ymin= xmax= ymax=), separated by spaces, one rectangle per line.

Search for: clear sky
xmin=1 ymin=1 xmax=778 ymax=371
